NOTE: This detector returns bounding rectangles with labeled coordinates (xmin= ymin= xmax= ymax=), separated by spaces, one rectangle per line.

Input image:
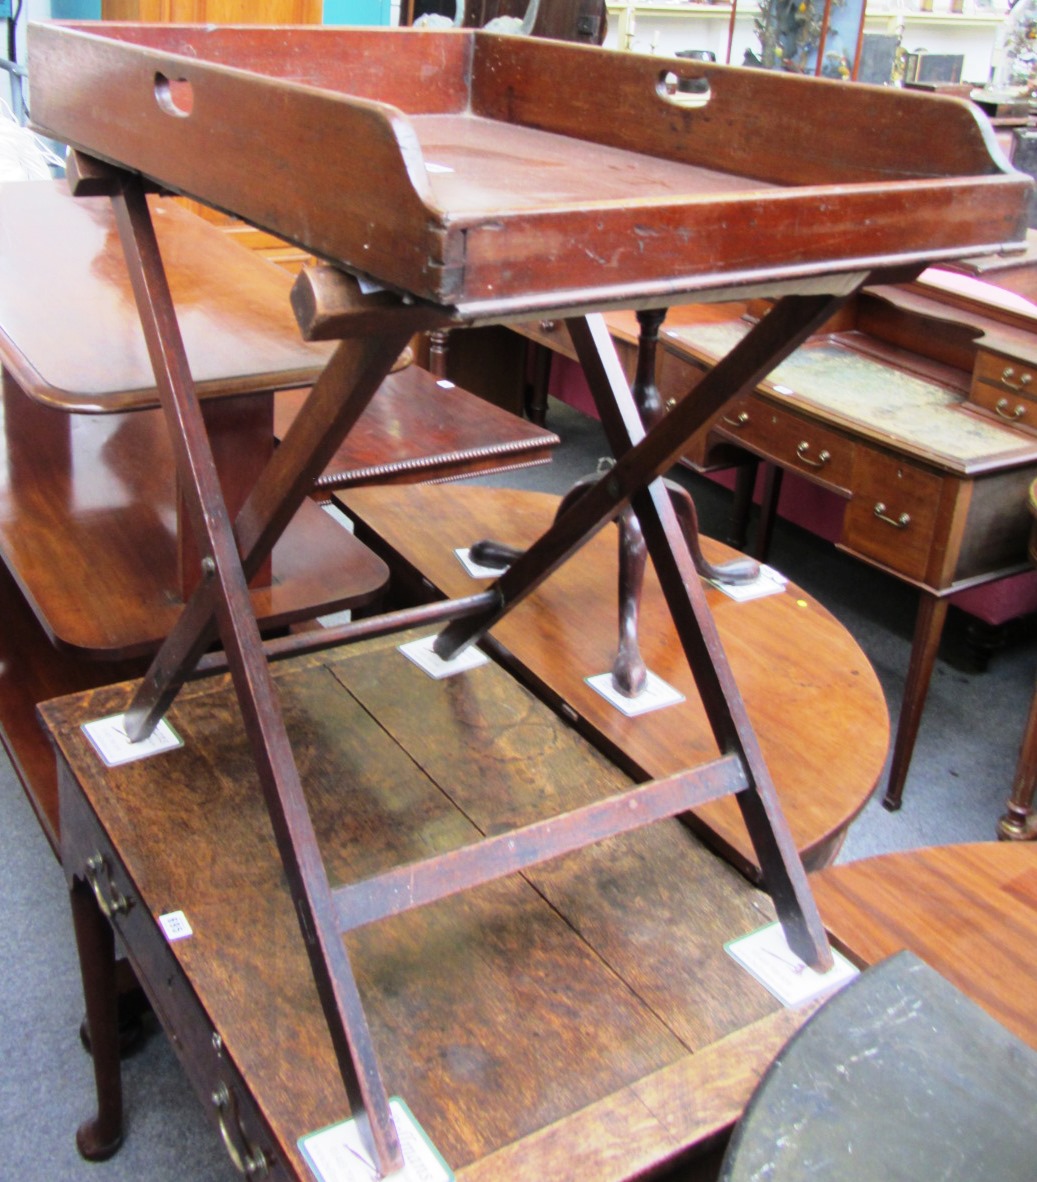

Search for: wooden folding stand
xmin=28 ymin=23 xmax=1032 ymax=1178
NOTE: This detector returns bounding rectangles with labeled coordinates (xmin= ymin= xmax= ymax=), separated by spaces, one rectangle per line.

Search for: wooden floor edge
xmin=456 ymin=1003 xmax=817 ymax=1181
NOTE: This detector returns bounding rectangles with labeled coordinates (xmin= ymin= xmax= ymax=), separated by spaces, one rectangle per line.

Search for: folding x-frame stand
xmin=71 ymin=154 xmax=855 ymax=1177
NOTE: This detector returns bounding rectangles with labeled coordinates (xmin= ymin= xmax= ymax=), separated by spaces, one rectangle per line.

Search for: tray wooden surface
xmin=28 ymin=24 xmax=1033 ymax=313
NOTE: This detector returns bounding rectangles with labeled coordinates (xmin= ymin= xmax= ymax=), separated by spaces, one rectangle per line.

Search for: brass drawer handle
xmin=874 ymin=502 xmax=910 ymax=529
xmin=538 ymin=319 xmax=556 ymax=332
xmin=212 ymin=1083 xmax=269 ymax=1178
xmin=721 ymin=411 xmax=749 ymax=428
xmin=995 ymin=397 xmax=1027 ymax=422
xmin=85 ymin=853 xmax=131 ymax=920
xmin=796 ymin=441 xmax=831 ymax=468
xmin=1001 ymin=366 xmax=1032 ymax=393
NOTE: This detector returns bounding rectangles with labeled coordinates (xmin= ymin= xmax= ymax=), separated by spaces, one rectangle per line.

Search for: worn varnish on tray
xmin=27 ymin=24 xmax=1032 ymax=311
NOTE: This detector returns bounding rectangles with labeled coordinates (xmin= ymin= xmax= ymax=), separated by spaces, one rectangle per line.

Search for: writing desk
xmin=337 ymin=484 xmax=889 ymax=875
xmin=664 ymin=284 xmax=1037 ymax=813
xmin=45 ymin=633 xmax=811 ymax=1180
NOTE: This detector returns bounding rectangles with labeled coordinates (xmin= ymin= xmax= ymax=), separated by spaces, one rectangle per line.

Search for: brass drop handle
xmin=722 ymin=411 xmax=749 ymax=428
xmin=1001 ymin=366 xmax=1032 ymax=393
xmin=874 ymin=502 xmax=910 ymax=529
xmin=995 ymin=397 xmax=1026 ymax=422
xmin=796 ymin=441 xmax=831 ymax=468
xmin=212 ymin=1083 xmax=269 ymax=1178
xmin=85 ymin=853 xmax=131 ymax=920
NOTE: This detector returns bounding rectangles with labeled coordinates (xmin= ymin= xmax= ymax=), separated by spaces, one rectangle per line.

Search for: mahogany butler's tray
xmin=28 ymin=24 xmax=1031 ymax=314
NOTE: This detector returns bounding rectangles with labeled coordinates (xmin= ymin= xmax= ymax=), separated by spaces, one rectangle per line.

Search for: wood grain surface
xmin=0 ymin=378 xmax=388 ymax=657
xmin=0 ymin=181 xmax=330 ymax=411
xmin=43 ymin=631 xmax=807 ymax=1178
xmin=811 ymin=842 xmax=1037 ymax=1050
xmin=27 ymin=26 xmax=1029 ymax=309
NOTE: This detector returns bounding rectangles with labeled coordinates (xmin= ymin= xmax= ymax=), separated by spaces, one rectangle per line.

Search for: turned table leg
xmin=69 ymin=871 xmax=123 ymax=1160
xmin=998 ymin=670 xmax=1037 ymax=840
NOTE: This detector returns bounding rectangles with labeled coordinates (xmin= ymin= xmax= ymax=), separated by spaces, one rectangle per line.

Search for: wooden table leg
xmin=106 ymin=177 xmax=408 ymax=1176
xmin=727 ymin=458 xmax=759 ymax=552
xmin=883 ymin=591 xmax=949 ymax=811
xmin=526 ymin=339 xmax=552 ymax=426
xmin=753 ymin=461 xmax=783 ymax=562
xmin=998 ymin=671 xmax=1037 ymax=840
xmin=69 ymin=870 xmax=123 ymax=1161
xmin=564 ymin=312 xmax=834 ymax=972
xmin=436 ymin=292 xmax=857 ymax=662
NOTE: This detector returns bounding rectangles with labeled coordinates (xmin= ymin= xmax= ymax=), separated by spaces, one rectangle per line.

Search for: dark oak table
xmin=337 ymin=483 xmax=889 ymax=875
xmin=46 ymin=633 xmax=813 ymax=1181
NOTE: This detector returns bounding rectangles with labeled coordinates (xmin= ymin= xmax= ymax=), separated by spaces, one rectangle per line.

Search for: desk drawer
xmin=843 ymin=453 xmax=941 ymax=582
xmin=713 ymin=396 xmax=854 ymax=493
xmin=969 ymin=350 xmax=1037 ymax=432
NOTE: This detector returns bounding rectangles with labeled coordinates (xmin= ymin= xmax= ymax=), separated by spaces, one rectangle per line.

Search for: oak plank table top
xmin=46 ymin=632 xmax=814 ymax=1181
xmin=810 ymin=841 xmax=1037 ymax=1051
xmin=336 ymin=483 xmax=890 ymax=876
